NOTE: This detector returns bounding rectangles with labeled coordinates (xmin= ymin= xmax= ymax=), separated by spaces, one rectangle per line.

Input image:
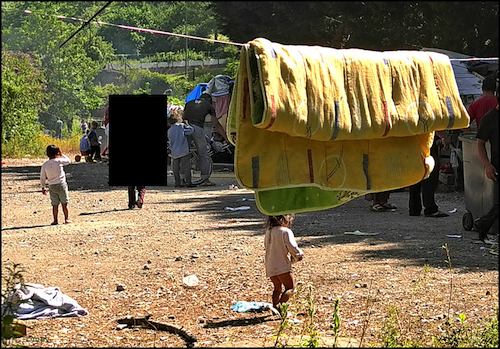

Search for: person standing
xmin=474 ymin=93 xmax=498 ymax=242
xmin=87 ymin=121 xmax=102 ymax=163
xmin=465 ymin=76 xmax=497 ymax=131
xmin=182 ymin=92 xmax=218 ymax=186
xmin=264 ymin=214 xmax=304 ymax=312
xmin=40 ymin=145 xmax=72 ymax=225
xmin=409 ymin=130 xmax=451 ymax=217
xmin=128 ymin=185 xmax=146 ymax=209
xmin=55 ymin=118 xmax=64 ymax=140
xmin=80 ymin=119 xmax=88 ymax=134
xmin=168 ymin=110 xmax=195 ymax=187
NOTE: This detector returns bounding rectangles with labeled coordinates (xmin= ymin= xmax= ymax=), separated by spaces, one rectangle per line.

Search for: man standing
xmin=182 ymin=92 xmax=218 ymax=186
xmin=474 ymin=79 xmax=499 ymax=242
xmin=55 ymin=118 xmax=64 ymax=140
xmin=465 ymin=76 xmax=497 ymax=131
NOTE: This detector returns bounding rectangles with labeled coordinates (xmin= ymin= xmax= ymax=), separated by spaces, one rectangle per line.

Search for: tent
xmin=185 ymin=83 xmax=208 ymax=103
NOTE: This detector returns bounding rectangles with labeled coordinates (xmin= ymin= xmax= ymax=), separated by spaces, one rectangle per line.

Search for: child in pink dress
xmin=264 ymin=214 xmax=304 ymax=311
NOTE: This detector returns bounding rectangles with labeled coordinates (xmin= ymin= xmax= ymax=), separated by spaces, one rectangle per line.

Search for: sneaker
xmin=200 ymin=180 xmax=216 ymax=186
xmin=136 ymin=201 xmax=143 ymax=209
xmin=424 ymin=210 xmax=449 ymax=218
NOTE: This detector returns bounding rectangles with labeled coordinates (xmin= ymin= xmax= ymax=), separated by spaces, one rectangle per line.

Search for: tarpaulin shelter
xmin=185 ymin=83 xmax=208 ymax=103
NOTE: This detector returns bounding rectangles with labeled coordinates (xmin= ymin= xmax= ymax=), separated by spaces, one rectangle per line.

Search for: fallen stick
xmin=117 ymin=316 xmax=197 ymax=346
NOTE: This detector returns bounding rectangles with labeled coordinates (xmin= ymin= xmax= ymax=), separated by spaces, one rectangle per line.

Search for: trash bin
xmin=459 ymin=133 xmax=498 ymax=233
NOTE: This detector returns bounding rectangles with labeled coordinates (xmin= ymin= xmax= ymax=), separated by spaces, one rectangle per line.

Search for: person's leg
xmin=180 ymin=154 xmax=192 ymax=185
xmin=137 ymin=186 xmax=146 ymax=208
xmin=191 ymin=125 xmax=211 ymax=180
xmin=475 ymin=180 xmax=499 ymax=240
xmin=128 ymin=186 xmax=136 ymax=209
xmin=51 ymin=205 xmax=59 ymax=224
xmin=173 ymin=158 xmax=182 ymax=186
xmin=270 ymin=276 xmax=283 ymax=309
xmin=409 ymin=181 xmax=423 ymax=216
xmin=61 ymin=203 xmax=71 ymax=223
xmin=95 ymin=145 xmax=102 ymax=161
xmin=422 ymin=144 xmax=440 ymax=215
xmin=276 ymin=272 xmax=295 ymax=305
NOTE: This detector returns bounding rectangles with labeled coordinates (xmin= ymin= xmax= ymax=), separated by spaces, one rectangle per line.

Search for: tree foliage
xmin=210 ymin=1 xmax=499 ymax=56
xmin=1 ymin=49 xmax=47 ymax=145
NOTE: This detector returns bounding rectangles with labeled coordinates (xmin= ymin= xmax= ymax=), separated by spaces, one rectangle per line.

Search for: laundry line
xmin=23 ymin=10 xmax=246 ymax=47
xmin=22 ymin=10 xmax=500 ymax=60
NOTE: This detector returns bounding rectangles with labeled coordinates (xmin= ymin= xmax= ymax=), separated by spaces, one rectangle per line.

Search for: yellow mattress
xmin=227 ymin=38 xmax=469 ymax=215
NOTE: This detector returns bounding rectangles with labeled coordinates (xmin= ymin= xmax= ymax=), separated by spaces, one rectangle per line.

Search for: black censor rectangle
xmin=108 ymin=95 xmax=169 ymax=186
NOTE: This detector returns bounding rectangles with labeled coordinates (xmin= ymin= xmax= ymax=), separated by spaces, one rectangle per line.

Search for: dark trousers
xmin=128 ymin=186 xmax=146 ymax=208
xmin=409 ymin=142 xmax=440 ymax=215
xmin=475 ymin=180 xmax=499 ymax=236
xmin=173 ymin=154 xmax=192 ymax=186
xmin=373 ymin=191 xmax=390 ymax=203
xmin=88 ymin=145 xmax=102 ymax=161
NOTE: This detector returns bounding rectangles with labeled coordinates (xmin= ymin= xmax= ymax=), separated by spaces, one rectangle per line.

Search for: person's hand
xmin=296 ymin=254 xmax=303 ymax=262
xmin=41 ymin=188 xmax=48 ymax=195
xmin=485 ymin=163 xmax=498 ymax=181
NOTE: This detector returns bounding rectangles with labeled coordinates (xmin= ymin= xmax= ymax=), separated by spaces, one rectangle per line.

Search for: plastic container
xmin=458 ymin=133 xmax=497 ymax=232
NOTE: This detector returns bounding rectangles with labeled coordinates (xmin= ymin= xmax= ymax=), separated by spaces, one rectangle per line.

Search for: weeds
xmin=1 ymin=262 xmax=26 ymax=346
xmin=442 ymin=243 xmax=454 ymax=320
xmin=331 ymin=297 xmax=341 ymax=347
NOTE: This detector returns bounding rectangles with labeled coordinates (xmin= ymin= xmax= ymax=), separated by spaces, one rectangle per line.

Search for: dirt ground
xmin=1 ymin=154 xmax=498 ymax=347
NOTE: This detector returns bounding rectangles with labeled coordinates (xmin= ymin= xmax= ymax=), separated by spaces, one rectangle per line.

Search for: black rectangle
xmin=108 ymin=95 xmax=169 ymax=186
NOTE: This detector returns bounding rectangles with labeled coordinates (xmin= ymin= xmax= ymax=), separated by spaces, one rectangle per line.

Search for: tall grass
xmin=2 ymin=133 xmax=80 ymax=158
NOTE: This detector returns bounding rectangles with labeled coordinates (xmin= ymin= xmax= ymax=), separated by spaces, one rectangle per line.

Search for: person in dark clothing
xmin=87 ymin=121 xmax=102 ymax=162
xmin=182 ymin=93 xmax=218 ymax=186
xmin=128 ymin=185 xmax=146 ymax=209
xmin=409 ymin=130 xmax=451 ymax=217
xmin=474 ymin=97 xmax=499 ymax=242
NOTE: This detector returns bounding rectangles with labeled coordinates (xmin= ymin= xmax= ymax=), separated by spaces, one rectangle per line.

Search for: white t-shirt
xmin=264 ymin=226 xmax=304 ymax=277
xmin=40 ymin=155 xmax=71 ymax=187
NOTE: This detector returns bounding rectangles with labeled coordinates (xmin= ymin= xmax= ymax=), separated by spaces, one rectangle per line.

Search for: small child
xmin=87 ymin=121 xmax=101 ymax=162
xmin=167 ymin=109 xmax=195 ymax=187
xmin=40 ymin=145 xmax=72 ymax=225
xmin=264 ymin=214 xmax=304 ymax=311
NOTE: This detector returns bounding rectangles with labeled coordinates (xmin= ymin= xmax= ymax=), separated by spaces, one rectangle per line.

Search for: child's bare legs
xmin=270 ymin=272 xmax=295 ymax=309
xmin=51 ymin=205 xmax=59 ymax=225
xmin=62 ymin=203 xmax=71 ymax=223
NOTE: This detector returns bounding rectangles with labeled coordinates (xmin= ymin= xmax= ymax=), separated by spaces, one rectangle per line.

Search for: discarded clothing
xmin=2 ymin=283 xmax=89 ymax=320
xmin=227 ymin=38 xmax=469 ymax=215
xmin=230 ymin=301 xmax=273 ymax=313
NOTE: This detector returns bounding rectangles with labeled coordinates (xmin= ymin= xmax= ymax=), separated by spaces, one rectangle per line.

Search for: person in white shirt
xmin=40 ymin=145 xmax=72 ymax=225
xmin=264 ymin=214 xmax=304 ymax=312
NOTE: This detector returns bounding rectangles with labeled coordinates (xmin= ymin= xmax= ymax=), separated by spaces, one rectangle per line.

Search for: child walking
xmin=40 ymin=145 xmax=72 ymax=225
xmin=264 ymin=214 xmax=304 ymax=311
xmin=167 ymin=109 xmax=195 ymax=187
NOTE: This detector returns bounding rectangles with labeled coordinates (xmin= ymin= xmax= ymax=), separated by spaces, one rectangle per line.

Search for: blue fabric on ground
xmin=230 ymin=301 xmax=272 ymax=312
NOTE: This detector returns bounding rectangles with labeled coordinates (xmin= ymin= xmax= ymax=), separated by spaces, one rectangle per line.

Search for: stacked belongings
xmin=227 ymin=38 xmax=470 ymax=215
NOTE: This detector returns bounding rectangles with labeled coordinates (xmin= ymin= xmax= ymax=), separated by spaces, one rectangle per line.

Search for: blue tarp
xmin=185 ymin=83 xmax=208 ymax=103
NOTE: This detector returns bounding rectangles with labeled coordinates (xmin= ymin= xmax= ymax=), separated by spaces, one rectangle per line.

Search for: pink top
xmin=40 ymin=155 xmax=71 ymax=187
xmin=264 ymin=226 xmax=303 ymax=277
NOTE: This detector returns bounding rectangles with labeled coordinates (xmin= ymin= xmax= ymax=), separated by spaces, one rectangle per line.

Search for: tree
xmin=2 ymin=1 xmax=115 ymax=129
xmin=1 ymin=49 xmax=47 ymax=146
xmin=210 ymin=1 xmax=499 ymax=56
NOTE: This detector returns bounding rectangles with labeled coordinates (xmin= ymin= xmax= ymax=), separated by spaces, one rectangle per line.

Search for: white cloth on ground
xmin=1 ymin=283 xmax=89 ymax=320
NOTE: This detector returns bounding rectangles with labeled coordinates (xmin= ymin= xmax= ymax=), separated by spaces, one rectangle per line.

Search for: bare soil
xmin=1 ymin=154 xmax=498 ymax=347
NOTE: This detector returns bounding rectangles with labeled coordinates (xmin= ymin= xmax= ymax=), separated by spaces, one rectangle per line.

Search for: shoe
xmin=200 ymin=180 xmax=216 ymax=186
xmin=369 ymin=204 xmax=386 ymax=212
xmin=409 ymin=211 xmax=421 ymax=216
xmin=185 ymin=183 xmax=197 ymax=188
xmin=381 ymin=202 xmax=397 ymax=210
xmin=424 ymin=210 xmax=449 ymax=217
xmin=136 ymin=201 xmax=143 ymax=209
xmin=128 ymin=204 xmax=136 ymax=210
